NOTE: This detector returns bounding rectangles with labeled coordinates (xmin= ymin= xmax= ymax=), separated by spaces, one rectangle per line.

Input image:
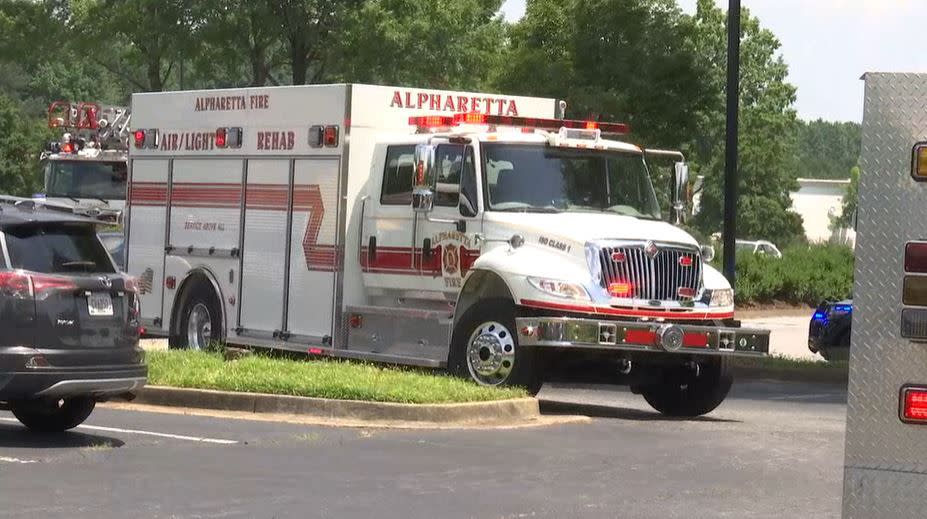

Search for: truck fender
xmin=452 ymin=269 xmax=516 ymax=330
xmin=170 ymin=266 xmax=227 ymax=342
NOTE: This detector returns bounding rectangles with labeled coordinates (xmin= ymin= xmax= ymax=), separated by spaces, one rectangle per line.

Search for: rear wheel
xmin=171 ymin=284 xmax=222 ymax=350
xmin=448 ymin=299 xmax=542 ymax=394
xmin=11 ymin=397 xmax=96 ymax=432
xmin=640 ymin=357 xmax=733 ymax=417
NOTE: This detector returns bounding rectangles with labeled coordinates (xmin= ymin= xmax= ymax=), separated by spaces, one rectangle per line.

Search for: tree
xmin=68 ymin=0 xmax=196 ymax=92
xmin=498 ymin=0 xmax=711 ymax=149
xmin=832 ymin=165 xmax=859 ymax=230
xmin=794 ymin=119 xmax=861 ymax=179
xmin=267 ymin=0 xmax=363 ymax=85
xmin=0 ymin=95 xmax=49 ymax=196
xmin=333 ymin=0 xmax=506 ymax=90
xmin=689 ymin=0 xmax=805 ymax=246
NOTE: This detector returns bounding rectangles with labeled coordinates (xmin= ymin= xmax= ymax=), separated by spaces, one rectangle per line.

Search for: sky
xmin=500 ymin=0 xmax=927 ymax=123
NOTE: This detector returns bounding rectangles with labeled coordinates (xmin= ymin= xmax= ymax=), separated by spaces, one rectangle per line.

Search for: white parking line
xmin=0 ymin=456 xmax=37 ymax=464
xmin=0 ymin=417 xmax=237 ymax=445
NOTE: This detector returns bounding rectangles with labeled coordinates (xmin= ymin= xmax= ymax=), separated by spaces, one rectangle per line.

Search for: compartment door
xmin=286 ymin=158 xmax=340 ymax=339
xmin=239 ymin=159 xmax=290 ymax=335
xmin=126 ymin=159 xmax=169 ymax=324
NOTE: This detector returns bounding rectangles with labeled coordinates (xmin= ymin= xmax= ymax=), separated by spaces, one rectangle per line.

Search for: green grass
xmin=146 ymin=350 xmax=527 ymax=404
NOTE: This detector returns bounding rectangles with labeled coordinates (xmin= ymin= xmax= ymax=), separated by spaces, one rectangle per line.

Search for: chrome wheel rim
xmin=466 ymin=321 xmax=516 ymax=386
xmin=187 ymin=303 xmax=212 ymax=350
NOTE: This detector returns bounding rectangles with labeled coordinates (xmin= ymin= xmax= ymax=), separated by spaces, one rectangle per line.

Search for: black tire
xmin=448 ymin=298 xmax=542 ymax=394
xmin=640 ymin=357 xmax=733 ymax=417
xmin=170 ymin=283 xmax=222 ymax=350
xmin=11 ymin=397 xmax=96 ymax=432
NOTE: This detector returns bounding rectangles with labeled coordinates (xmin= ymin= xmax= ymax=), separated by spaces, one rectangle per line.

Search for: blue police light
xmin=812 ymin=311 xmax=828 ymax=322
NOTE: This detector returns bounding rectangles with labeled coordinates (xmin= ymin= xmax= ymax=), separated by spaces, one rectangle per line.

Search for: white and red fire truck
xmin=39 ymin=101 xmax=130 ymax=222
xmin=126 ymin=84 xmax=769 ymax=416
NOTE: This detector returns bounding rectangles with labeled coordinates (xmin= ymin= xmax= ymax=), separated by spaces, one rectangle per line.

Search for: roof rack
xmin=0 ymin=195 xmax=122 ymax=224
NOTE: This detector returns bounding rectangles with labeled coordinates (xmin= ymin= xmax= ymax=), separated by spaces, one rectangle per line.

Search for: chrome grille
xmin=598 ymin=245 xmax=703 ymax=301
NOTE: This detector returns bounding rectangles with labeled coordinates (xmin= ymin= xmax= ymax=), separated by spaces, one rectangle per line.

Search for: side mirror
xmin=412 ymin=144 xmax=436 ymax=214
xmin=671 ymin=162 xmax=689 ymax=225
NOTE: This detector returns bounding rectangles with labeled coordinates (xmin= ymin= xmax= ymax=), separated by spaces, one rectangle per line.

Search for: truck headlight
xmin=708 ymin=288 xmax=734 ymax=307
xmin=527 ymin=277 xmax=590 ymax=300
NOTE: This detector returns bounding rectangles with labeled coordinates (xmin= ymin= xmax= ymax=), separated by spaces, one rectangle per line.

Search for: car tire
xmin=640 ymin=357 xmax=733 ymax=417
xmin=448 ymin=298 xmax=543 ymax=395
xmin=171 ymin=285 xmax=222 ymax=350
xmin=11 ymin=397 xmax=96 ymax=432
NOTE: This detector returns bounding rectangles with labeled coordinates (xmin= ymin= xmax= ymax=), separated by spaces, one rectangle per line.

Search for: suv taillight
xmin=0 ymin=271 xmax=77 ymax=299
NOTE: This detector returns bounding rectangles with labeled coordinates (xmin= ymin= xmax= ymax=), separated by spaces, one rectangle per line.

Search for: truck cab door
xmin=361 ymin=143 xmax=480 ymax=298
xmin=412 ymin=144 xmax=481 ymax=294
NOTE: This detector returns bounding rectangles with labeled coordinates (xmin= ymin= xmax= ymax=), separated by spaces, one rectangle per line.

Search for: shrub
xmin=732 ymin=244 xmax=853 ymax=306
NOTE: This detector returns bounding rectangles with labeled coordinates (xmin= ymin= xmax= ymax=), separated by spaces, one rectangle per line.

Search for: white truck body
xmin=843 ymin=72 xmax=927 ymax=517
xmin=126 ymin=83 xmax=768 ymax=407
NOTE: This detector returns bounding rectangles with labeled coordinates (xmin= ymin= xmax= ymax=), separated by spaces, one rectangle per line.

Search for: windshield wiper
xmin=494 ymin=206 xmax=561 ymax=214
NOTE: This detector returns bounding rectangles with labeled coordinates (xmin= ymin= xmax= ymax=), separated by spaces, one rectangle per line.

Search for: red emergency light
xmin=608 ymin=281 xmax=633 ymax=298
xmin=133 ymin=130 xmax=146 ymax=149
xmin=901 ymin=385 xmax=927 ymax=424
xmin=409 ymin=113 xmax=631 ymax=134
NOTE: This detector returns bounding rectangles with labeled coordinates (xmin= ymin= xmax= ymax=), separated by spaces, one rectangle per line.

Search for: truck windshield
xmin=482 ymin=143 xmax=661 ymax=219
xmin=44 ymin=160 xmax=127 ymax=200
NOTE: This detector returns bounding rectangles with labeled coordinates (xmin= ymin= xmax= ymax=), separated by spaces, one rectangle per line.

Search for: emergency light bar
xmin=409 ymin=113 xmax=630 ymax=134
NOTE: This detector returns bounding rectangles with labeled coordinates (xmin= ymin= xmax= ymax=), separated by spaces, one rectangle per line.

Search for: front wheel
xmin=448 ymin=299 xmax=542 ymax=394
xmin=640 ymin=357 xmax=733 ymax=417
xmin=11 ymin=397 xmax=96 ymax=432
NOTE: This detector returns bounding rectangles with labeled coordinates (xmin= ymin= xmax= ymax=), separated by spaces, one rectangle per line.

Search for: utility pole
xmin=722 ymin=0 xmax=741 ymax=284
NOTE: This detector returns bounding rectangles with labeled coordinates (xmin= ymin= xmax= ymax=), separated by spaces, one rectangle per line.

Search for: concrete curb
xmin=733 ymin=366 xmax=848 ymax=385
xmin=134 ymin=386 xmax=541 ymax=425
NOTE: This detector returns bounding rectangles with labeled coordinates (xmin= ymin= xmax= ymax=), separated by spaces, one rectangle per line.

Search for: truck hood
xmin=483 ymin=212 xmax=699 ymax=248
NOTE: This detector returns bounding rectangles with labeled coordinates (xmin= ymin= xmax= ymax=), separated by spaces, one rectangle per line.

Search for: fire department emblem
xmin=443 ymin=243 xmax=460 ymax=276
xmin=644 ymin=240 xmax=659 ymax=259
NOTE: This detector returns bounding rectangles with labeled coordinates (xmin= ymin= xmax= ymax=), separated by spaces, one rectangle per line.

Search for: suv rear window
xmin=4 ymin=224 xmax=115 ymax=274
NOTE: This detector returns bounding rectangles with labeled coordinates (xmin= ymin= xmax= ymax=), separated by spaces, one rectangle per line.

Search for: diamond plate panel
xmin=844 ymin=73 xmax=927 ymax=517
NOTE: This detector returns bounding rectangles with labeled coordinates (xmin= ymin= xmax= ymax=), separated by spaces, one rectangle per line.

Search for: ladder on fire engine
xmin=47 ymin=101 xmax=132 ymax=148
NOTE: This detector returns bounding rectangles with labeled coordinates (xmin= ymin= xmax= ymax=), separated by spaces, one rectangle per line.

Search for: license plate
xmin=88 ymin=293 xmax=114 ymax=317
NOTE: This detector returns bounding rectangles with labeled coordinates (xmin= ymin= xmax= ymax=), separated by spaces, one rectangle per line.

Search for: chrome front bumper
xmin=515 ymin=317 xmax=769 ymax=357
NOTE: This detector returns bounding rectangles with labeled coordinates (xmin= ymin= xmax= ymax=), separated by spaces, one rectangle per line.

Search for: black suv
xmin=0 ymin=199 xmax=146 ymax=432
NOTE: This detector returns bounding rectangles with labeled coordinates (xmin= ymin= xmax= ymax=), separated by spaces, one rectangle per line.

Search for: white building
xmin=789 ymin=178 xmax=855 ymax=247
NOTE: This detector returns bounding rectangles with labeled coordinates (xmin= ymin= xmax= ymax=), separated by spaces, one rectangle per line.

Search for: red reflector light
xmin=625 ymin=330 xmax=656 ymax=345
xmin=679 ymin=255 xmax=694 ymax=267
xmin=901 ymin=386 xmax=927 ymax=423
xmin=683 ymin=333 xmax=709 ymax=348
xmin=308 ymin=347 xmax=325 ymax=355
xmin=611 ymin=251 xmax=626 ymax=262
xmin=608 ymin=282 xmax=633 ymax=297
xmin=905 ymin=242 xmax=927 ymax=273
xmin=349 ymin=314 xmax=363 ymax=329
xmin=677 ymin=287 xmax=697 ymax=299
xmin=585 ymin=121 xmax=598 ymax=130
xmin=133 ymin=130 xmax=146 ymax=148
xmin=323 ymin=126 xmax=339 ymax=147
xmin=165 ymin=276 xmax=176 ymax=290
xmin=215 ymin=128 xmax=227 ymax=148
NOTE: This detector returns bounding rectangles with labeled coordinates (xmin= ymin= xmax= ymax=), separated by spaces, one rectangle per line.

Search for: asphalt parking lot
xmin=0 ymin=379 xmax=845 ymax=519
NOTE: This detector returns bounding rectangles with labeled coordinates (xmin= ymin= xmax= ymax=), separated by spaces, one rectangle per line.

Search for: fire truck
xmin=126 ymin=84 xmax=769 ymax=416
xmin=843 ymin=72 xmax=927 ymax=516
xmin=39 ymin=101 xmax=130 ymax=222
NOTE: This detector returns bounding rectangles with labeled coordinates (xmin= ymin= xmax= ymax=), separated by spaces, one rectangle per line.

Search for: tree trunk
xmin=147 ymin=57 xmax=163 ymax=92
xmin=290 ymin=38 xmax=308 ymax=85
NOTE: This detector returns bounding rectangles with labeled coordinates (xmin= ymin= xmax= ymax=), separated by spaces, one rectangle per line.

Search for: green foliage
xmin=832 ymin=165 xmax=859 ymax=230
xmin=498 ymin=0 xmax=711 ymax=149
xmin=147 ymin=350 xmax=527 ymax=404
xmin=734 ymin=244 xmax=854 ymax=306
xmin=794 ymin=119 xmax=861 ymax=180
xmin=335 ymin=0 xmax=505 ymax=90
xmin=689 ymin=0 xmax=804 ymax=247
xmin=0 ymin=94 xmax=49 ymax=196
